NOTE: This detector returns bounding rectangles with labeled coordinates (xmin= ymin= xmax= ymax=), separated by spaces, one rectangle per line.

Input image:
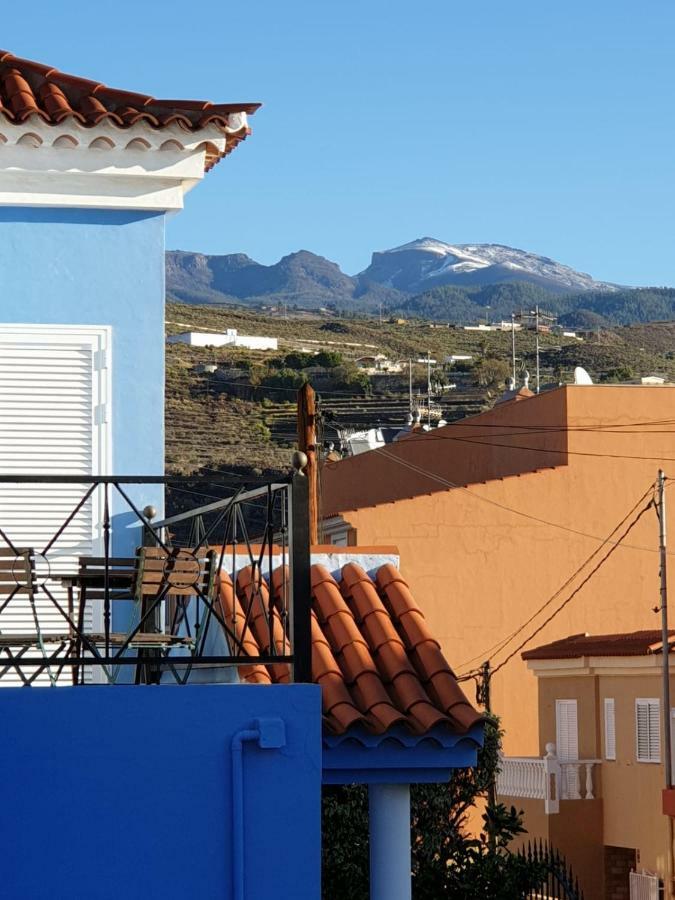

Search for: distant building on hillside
xmin=355 ymin=354 xmax=403 ymax=374
xmin=167 ymin=329 xmax=278 ymax=351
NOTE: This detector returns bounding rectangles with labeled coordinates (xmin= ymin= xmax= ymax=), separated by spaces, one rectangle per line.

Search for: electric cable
xmin=374 ymin=446 xmax=666 ymax=554
xmin=455 ymin=483 xmax=655 ymax=672
xmin=489 ymin=498 xmax=655 ymax=676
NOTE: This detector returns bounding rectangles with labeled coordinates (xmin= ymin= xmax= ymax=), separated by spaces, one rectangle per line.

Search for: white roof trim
xmin=527 ymin=654 xmax=666 ymax=677
xmin=0 ymin=113 xmax=246 ymax=211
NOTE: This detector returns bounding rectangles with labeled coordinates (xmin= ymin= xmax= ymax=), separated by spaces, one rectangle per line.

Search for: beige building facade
xmin=497 ymin=631 xmax=675 ymax=899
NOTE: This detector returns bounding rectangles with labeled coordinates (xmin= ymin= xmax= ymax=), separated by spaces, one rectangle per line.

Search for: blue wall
xmin=0 ymin=207 xmax=165 ymax=483
xmin=0 ymin=207 xmax=166 ymax=565
xmin=0 ymin=684 xmax=321 ymax=900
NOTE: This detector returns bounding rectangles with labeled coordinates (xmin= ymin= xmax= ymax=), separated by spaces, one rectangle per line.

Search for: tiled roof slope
xmin=0 ymin=50 xmax=259 ymax=151
xmin=523 ymin=630 xmax=675 ymax=660
xmin=216 ymin=561 xmax=483 ymax=738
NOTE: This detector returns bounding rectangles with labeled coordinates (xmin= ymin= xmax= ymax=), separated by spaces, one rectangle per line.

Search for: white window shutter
xmin=0 ymin=326 xmax=110 ymax=685
xmin=604 ymin=698 xmax=616 ymax=760
xmin=636 ymin=699 xmax=660 ymax=763
xmin=555 ymin=699 xmax=579 ymax=760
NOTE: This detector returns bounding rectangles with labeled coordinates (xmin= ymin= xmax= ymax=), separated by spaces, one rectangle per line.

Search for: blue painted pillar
xmin=368 ymin=783 xmax=411 ymax=900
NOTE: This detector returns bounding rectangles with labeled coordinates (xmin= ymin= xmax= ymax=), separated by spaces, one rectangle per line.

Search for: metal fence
xmin=0 ymin=472 xmax=311 ymax=686
xmin=519 ymin=841 xmax=584 ymax=900
xmin=629 ymin=871 xmax=662 ymax=900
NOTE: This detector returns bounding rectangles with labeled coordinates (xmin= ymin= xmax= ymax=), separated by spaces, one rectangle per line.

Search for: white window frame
xmin=604 ymin=698 xmax=616 ymax=760
xmin=635 ymin=698 xmax=661 ymax=764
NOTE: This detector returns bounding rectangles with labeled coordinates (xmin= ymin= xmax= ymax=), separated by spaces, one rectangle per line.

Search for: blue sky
xmin=4 ymin=1 xmax=675 ymax=285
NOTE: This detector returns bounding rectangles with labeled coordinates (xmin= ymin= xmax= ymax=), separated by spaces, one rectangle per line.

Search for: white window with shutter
xmin=555 ymin=699 xmax=580 ymax=798
xmin=555 ymin=699 xmax=579 ymax=760
xmin=604 ymin=698 xmax=616 ymax=760
xmin=0 ymin=324 xmax=111 ymax=684
xmin=636 ymin=699 xmax=660 ymax=763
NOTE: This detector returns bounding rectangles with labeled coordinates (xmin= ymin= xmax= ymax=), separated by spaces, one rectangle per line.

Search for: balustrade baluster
xmin=584 ymin=762 xmax=594 ymax=799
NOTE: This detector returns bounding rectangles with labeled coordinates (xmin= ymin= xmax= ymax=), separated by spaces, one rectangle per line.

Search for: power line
xmin=326 ymin=416 xmax=675 ymax=434
xmin=375 ymin=446 xmax=666 ymax=554
xmin=455 ymin=484 xmax=656 ymax=672
xmin=412 ymin=431 xmax=675 ymax=464
xmin=489 ymin=498 xmax=655 ymax=676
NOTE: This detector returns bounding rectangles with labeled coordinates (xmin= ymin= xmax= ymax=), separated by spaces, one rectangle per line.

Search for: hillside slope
xmin=165 ymin=302 xmax=675 ymax=479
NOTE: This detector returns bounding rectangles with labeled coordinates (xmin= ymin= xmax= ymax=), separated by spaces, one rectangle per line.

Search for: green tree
xmin=314 ymin=350 xmax=344 ymax=368
xmin=260 ymin=368 xmax=308 ymax=390
xmin=473 ymin=358 xmax=511 ymax=389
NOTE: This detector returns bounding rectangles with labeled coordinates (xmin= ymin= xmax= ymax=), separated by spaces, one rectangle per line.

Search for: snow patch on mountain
xmin=379 ymin=238 xmax=618 ymax=293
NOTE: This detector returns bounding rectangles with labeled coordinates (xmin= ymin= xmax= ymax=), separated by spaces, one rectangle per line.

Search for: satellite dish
xmin=574 ymin=366 xmax=593 ymax=385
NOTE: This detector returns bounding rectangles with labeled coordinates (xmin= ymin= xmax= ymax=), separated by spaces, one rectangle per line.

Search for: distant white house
xmin=355 ymin=354 xmax=403 ymax=374
xmin=444 ymin=354 xmax=473 ymax=363
xmin=167 ymin=329 xmax=278 ymax=351
xmin=641 ymin=374 xmax=667 ymax=385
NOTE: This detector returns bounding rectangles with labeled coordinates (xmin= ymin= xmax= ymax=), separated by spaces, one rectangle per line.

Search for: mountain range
xmin=166 ymin=238 xmax=675 ymax=327
xmin=166 ymin=238 xmax=616 ymax=307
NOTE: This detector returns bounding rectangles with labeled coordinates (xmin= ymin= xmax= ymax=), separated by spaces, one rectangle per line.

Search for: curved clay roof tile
xmin=236 ymin=559 xmax=485 ymax=739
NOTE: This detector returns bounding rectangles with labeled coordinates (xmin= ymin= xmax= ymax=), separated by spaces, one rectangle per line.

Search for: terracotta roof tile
xmin=0 ymin=50 xmax=260 ymax=166
xmin=522 ymin=629 xmax=675 ymax=660
xmin=222 ymin=560 xmax=484 ymax=739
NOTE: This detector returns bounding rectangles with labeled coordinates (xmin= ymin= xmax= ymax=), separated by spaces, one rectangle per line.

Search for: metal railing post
xmin=289 ymin=473 xmax=312 ymax=683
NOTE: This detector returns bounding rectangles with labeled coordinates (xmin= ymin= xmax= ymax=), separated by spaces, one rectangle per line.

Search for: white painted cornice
xmin=0 ymin=113 xmax=247 ymax=211
xmin=527 ymin=654 xmax=670 ymax=677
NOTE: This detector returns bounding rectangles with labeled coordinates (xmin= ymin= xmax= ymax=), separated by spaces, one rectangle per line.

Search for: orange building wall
xmin=324 ymin=386 xmax=675 ymax=756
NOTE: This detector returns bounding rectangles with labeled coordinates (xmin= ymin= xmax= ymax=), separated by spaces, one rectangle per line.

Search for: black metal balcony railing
xmin=0 ymin=472 xmax=311 ymax=686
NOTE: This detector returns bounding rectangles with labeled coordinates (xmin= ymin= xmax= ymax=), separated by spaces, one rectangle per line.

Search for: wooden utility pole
xmin=297 ymin=383 xmax=319 ymax=545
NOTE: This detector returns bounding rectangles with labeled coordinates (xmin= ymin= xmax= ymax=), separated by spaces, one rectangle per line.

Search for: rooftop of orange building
xmin=321 ymin=383 xmax=675 ymax=516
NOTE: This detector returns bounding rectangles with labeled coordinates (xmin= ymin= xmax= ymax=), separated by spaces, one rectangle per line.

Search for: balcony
xmin=496 ymin=742 xmax=601 ymax=814
xmin=0 ymin=471 xmax=312 ymax=686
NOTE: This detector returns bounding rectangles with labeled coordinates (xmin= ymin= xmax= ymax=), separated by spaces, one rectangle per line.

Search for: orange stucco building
xmin=322 ymin=385 xmax=675 ymax=756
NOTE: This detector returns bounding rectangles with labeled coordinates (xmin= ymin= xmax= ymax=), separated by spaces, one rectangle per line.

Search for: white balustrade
xmin=497 ymin=743 xmax=600 ymax=815
xmin=496 ymin=755 xmax=547 ymax=800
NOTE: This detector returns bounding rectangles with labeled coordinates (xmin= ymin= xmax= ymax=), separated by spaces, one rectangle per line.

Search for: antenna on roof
xmin=573 ymin=366 xmax=593 ymax=385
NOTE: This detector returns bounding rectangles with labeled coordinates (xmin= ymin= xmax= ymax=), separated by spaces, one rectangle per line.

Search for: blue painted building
xmin=0 ymin=50 xmax=259 ymax=620
xmin=0 ymin=51 xmax=485 ymax=900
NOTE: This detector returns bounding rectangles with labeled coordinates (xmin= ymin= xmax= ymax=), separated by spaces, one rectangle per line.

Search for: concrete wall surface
xmin=510 ymin=797 xmax=605 ymax=899
xmin=0 ymin=684 xmax=322 ymax=900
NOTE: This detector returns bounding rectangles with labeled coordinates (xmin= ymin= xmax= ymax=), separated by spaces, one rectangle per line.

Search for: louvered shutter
xmin=555 ymin=699 xmax=579 ymax=760
xmin=0 ymin=326 xmax=110 ymax=684
xmin=604 ymin=698 xmax=616 ymax=760
xmin=636 ymin=699 xmax=660 ymax=763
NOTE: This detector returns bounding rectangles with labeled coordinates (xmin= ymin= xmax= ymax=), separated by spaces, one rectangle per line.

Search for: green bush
xmin=260 ymin=368 xmax=308 ymax=390
xmin=314 ymin=350 xmax=344 ymax=368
